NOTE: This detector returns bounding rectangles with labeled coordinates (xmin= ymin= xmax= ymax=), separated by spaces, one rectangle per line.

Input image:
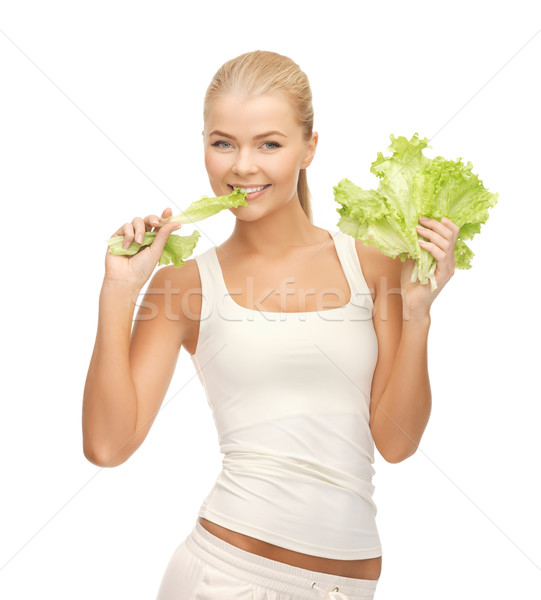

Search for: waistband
xmin=185 ymin=519 xmax=379 ymax=599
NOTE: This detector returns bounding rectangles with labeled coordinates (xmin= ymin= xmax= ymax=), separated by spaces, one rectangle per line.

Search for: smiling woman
xmin=84 ymin=49 xmax=444 ymax=600
xmin=151 ymin=51 xmax=387 ymax=599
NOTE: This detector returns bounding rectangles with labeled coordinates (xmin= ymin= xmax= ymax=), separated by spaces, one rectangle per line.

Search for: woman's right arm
xmin=82 ymin=207 xmax=185 ymax=467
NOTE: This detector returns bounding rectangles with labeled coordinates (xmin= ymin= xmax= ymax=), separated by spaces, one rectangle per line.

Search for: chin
xmin=230 ymin=208 xmax=261 ymax=221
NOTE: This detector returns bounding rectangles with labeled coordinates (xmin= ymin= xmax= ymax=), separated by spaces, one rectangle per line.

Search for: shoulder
xmin=352 ymin=238 xmax=403 ymax=302
xmin=147 ymin=258 xmax=202 ymax=321
xmin=150 ymin=257 xmax=201 ymax=292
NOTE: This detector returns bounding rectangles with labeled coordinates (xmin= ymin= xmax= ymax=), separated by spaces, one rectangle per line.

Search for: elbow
xmin=379 ymin=443 xmax=418 ymax=464
xmin=83 ymin=442 xmax=125 ymax=468
xmin=82 ymin=421 xmax=137 ymax=468
xmin=373 ymin=423 xmax=425 ymax=464
xmin=83 ymin=443 xmax=102 ymax=467
xmin=82 ymin=430 xmax=107 ymax=467
xmin=382 ymin=449 xmax=412 ymax=464
xmin=83 ymin=444 xmax=109 ymax=467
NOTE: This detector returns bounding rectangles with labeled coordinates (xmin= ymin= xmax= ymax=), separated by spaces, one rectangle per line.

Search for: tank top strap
xmin=330 ymin=229 xmax=374 ymax=311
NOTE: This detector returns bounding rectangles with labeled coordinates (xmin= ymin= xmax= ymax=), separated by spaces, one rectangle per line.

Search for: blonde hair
xmin=203 ymin=50 xmax=314 ymax=223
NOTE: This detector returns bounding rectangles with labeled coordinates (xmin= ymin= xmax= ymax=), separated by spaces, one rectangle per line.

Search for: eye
xmin=211 ymin=140 xmax=232 ymax=149
xmin=210 ymin=140 xmax=281 ymax=150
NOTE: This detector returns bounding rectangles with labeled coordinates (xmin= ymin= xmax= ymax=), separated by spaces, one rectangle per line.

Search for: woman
xmin=83 ymin=50 xmax=459 ymax=599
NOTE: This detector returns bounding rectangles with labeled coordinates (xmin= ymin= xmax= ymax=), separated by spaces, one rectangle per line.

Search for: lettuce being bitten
xmin=334 ymin=133 xmax=499 ymax=291
xmin=106 ymin=188 xmax=248 ymax=267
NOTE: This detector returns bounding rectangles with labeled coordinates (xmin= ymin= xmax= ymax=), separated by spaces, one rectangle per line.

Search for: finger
xmin=418 ymin=239 xmax=446 ymax=262
xmin=441 ymin=217 xmax=460 ymax=240
xmin=109 ymin=227 xmax=125 ymax=238
xmin=132 ymin=216 xmax=146 ymax=245
xmin=148 ymin=221 xmax=181 ymax=260
xmin=121 ymin=222 xmax=135 ymax=249
xmin=159 ymin=207 xmax=173 ymax=225
xmin=144 ymin=214 xmax=161 ymax=231
xmin=418 ymin=217 xmax=454 ymax=241
xmin=416 ymin=224 xmax=452 ymax=254
xmin=109 ymin=221 xmax=131 ymax=238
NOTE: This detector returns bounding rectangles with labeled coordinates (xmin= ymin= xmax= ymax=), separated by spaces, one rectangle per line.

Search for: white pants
xmin=155 ymin=520 xmax=379 ymax=599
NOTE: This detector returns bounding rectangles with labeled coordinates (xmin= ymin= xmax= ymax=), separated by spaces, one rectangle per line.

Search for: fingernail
xmin=136 ymin=233 xmax=143 ymax=244
xmin=124 ymin=239 xmax=130 ymax=249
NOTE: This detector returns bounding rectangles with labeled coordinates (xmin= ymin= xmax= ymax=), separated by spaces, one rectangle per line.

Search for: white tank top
xmin=190 ymin=229 xmax=382 ymax=560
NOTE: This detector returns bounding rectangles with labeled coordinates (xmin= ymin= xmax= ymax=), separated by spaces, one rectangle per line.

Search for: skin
xmin=98 ymin=93 xmax=459 ymax=581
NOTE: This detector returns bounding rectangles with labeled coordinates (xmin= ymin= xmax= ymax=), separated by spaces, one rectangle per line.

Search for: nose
xmin=232 ymin=147 xmax=258 ymax=177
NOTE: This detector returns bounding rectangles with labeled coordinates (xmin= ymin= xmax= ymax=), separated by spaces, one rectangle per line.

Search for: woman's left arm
xmin=367 ymin=216 xmax=460 ymax=463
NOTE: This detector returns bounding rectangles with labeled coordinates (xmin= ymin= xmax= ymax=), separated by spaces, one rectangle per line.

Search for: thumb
xmin=149 ymin=222 xmax=181 ymax=257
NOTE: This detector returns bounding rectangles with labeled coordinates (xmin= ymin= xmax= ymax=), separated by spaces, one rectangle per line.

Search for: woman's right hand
xmin=104 ymin=206 xmax=181 ymax=291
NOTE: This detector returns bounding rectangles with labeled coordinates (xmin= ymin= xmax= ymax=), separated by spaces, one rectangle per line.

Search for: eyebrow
xmin=209 ymin=130 xmax=287 ymax=140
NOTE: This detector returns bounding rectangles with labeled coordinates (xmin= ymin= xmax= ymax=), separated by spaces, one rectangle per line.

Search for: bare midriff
xmin=198 ymin=517 xmax=382 ymax=580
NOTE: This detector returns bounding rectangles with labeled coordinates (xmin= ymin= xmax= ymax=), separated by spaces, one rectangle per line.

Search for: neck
xmin=227 ymin=194 xmax=321 ymax=257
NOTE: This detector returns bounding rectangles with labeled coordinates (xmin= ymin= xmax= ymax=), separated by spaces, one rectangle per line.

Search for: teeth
xmin=235 ymin=185 xmax=267 ymax=193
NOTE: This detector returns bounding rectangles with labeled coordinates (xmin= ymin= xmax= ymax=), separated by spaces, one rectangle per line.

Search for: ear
xmin=301 ymin=131 xmax=318 ymax=169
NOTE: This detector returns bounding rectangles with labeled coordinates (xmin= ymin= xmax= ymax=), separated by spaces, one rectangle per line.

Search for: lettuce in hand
xmin=334 ymin=133 xmax=499 ymax=291
xmin=106 ymin=188 xmax=248 ymax=267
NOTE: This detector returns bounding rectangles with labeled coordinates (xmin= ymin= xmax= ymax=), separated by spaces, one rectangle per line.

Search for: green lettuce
xmin=334 ymin=133 xmax=499 ymax=290
xmin=106 ymin=188 xmax=248 ymax=267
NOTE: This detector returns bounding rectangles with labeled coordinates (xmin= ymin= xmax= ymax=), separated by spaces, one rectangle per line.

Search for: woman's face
xmin=203 ymin=93 xmax=317 ymax=217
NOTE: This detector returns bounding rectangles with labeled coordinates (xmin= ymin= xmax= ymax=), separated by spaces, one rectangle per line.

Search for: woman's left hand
xmin=400 ymin=216 xmax=460 ymax=319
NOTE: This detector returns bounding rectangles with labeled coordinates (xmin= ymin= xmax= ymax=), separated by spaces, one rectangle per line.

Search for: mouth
xmin=228 ymin=183 xmax=271 ymax=200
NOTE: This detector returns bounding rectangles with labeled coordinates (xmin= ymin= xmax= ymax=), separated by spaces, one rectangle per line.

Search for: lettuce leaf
xmin=159 ymin=187 xmax=248 ymax=225
xmin=106 ymin=188 xmax=248 ymax=267
xmin=334 ymin=133 xmax=499 ymax=290
xmin=107 ymin=229 xmax=201 ymax=268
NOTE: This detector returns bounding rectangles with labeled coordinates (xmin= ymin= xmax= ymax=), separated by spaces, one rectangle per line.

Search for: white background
xmin=1 ymin=1 xmax=540 ymax=598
